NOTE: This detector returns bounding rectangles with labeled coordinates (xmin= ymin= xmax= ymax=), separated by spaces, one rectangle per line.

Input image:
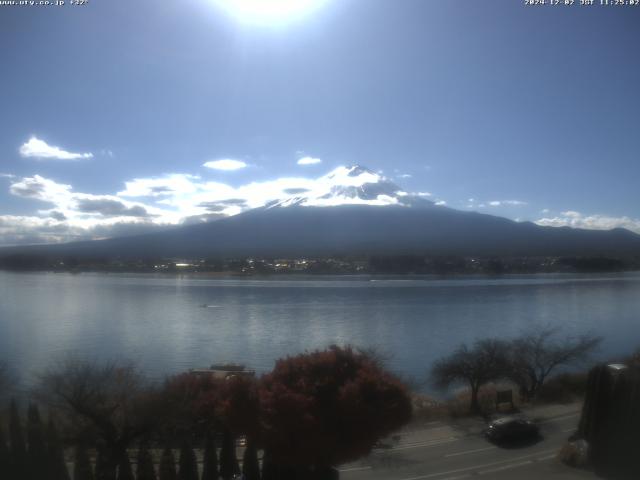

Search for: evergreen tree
xmin=74 ymin=445 xmax=95 ymax=480
xmin=27 ymin=404 xmax=47 ymax=480
xmin=200 ymin=434 xmax=218 ymax=480
xmin=178 ymin=441 xmax=199 ymax=480
xmin=95 ymin=446 xmax=117 ymax=480
xmin=260 ymin=450 xmax=277 ymax=480
xmin=159 ymin=447 xmax=178 ymax=480
xmin=46 ymin=417 xmax=70 ymax=480
xmin=219 ymin=429 xmax=239 ymax=480
xmin=9 ymin=400 xmax=27 ymax=479
xmin=0 ymin=424 xmax=10 ymax=480
xmin=116 ymin=451 xmax=135 ymax=480
xmin=242 ymin=440 xmax=260 ymax=480
xmin=136 ymin=442 xmax=157 ymax=480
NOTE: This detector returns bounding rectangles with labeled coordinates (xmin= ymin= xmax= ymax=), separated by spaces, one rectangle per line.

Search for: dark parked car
xmin=484 ymin=416 xmax=540 ymax=443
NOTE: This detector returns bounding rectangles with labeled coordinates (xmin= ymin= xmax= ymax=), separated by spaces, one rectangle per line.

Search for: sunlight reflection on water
xmin=1 ymin=271 xmax=639 ymax=390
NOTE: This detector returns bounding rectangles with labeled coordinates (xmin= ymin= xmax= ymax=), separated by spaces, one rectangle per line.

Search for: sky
xmin=1 ymin=0 xmax=639 ymax=245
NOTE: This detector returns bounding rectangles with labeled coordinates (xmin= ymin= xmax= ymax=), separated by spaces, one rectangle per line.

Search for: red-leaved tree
xmin=160 ymin=372 xmax=221 ymax=439
xmin=259 ymin=345 xmax=412 ymax=472
xmin=217 ymin=375 xmax=260 ymax=438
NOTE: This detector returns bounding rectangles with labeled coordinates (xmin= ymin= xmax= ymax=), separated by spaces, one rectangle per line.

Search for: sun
xmin=213 ymin=0 xmax=327 ymax=25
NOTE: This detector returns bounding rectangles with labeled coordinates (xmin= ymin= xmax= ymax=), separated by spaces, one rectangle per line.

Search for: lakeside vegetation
xmin=1 ymin=332 xmax=632 ymax=479
xmin=0 ymin=346 xmax=412 ymax=480
xmin=430 ymin=328 xmax=601 ymax=413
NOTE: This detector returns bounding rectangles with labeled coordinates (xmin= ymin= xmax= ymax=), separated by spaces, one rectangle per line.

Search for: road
xmin=340 ymin=404 xmax=598 ymax=480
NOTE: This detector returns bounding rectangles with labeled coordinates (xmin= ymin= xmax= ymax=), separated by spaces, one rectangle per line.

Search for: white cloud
xmin=536 ymin=210 xmax=640 ymax=234
xmin=435 ymin=200 xmax=446 ymax=206
xmin=74 ymin=198 xmax=154 ymax=218
xmin=19 ymin=137 xmax=93 ymax=160
xmin=9 ymin=176 xmax=157 ymax=222
xmin=0 ymin=214 xmax=166 ymax=246
xmin=5 ymin=175 xmax=167 ymax=243
xmin=297 ymin=156 xmax=322 ymax=165
xmin=118 ymin=174 xmax=202 ymax=197
xmin=10 ymin=175 xmax=72 ymax=204
xmin=203 ymin=159 xmax=247 ymax=171
xmin=1 ymin=171 xmax=326 ymax=244
xmin=0 ymin=165 xmax=433 ymax=245
xmin=487 ymin=200 xmax=528 ymax=207
xmin=0 ymin=173 xmax=16 ymax=179
xmin=562 ymin=210 xmax=581 ymax=218
xmin=397 ymin=173 xmax=412 ymax=179
xmin=119 ymin=172 xmax=320 ymax=218
xmin=0 ymin=215 xmax=71 ymax=245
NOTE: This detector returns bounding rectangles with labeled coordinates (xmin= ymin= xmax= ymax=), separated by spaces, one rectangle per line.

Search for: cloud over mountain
xmin=0 ymin=166 xmax=415 ymax=245
xmin=75 ymin=198 xmax=154 ymax=218
xmin=536 ymin=210 xmax=640 ymax=233
xmin=1 ymin=164 xmax=639 ymax=247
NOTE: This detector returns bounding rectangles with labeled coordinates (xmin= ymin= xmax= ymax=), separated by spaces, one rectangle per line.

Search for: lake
xmin=1 ymin=271 xmax=639 ymax=390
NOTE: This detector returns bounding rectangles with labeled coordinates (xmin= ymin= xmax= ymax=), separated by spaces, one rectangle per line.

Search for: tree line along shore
xmin=1 ymin=253 xmax=639 ymax=275
xmin=1 ymin=329 xmax=632 ymax=480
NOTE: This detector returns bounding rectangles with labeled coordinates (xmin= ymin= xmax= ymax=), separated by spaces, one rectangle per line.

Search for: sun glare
xmin=213 ymin=0 xmax=326 ymax=25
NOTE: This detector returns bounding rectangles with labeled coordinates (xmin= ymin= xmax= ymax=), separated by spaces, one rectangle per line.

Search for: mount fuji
xmin=267 ymin=165 xmax=432 ymax=209
xmin=3 ymin=165 xmax=640 ymax=259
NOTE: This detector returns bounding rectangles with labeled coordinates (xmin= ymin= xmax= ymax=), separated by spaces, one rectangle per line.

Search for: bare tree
xmin=625 ymin=348 xmax=640 ymax=368
xmin=0 ymin=363 xmax=6 ymax=388
xmin=431 ymin=339 xmax=510 ymax=413
xmin=507 ymin=328 xmax=601 ymax=401
xmin=35 ymin=358 xmax=162 ymax=478
xmin=0 ymin=362 xmax=13 ymax=402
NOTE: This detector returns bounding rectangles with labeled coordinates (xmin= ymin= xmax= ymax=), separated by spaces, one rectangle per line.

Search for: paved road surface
xmin=340 ymin=404 xmax=598 ymax=480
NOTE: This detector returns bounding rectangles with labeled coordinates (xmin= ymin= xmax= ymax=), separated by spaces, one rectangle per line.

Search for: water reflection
xmin=1 ymin=271 xmax=639 ymax=389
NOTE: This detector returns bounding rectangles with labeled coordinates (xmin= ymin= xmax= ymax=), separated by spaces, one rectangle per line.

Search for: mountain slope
xmin=2 ymin=165 xmax=640 ymax=259
xmin=5 ymin=203 xmax=640 ymax=259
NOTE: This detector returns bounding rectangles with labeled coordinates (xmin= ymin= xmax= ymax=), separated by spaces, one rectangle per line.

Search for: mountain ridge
xmin=1 ymin=165 xmax=640 ymax=259
xmin=267 ymin=165 xmax=432 ymax=209
xmin=2 ymin=203 xmax=640 ymax=260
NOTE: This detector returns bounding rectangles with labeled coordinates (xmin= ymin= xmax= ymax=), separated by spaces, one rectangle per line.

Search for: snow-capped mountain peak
xmin=270 ymin=165 xmax=432 ymax=208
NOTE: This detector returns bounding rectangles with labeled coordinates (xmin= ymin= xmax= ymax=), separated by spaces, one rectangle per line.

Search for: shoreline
xmin=2 ymin=268 xmax=640 ymax=278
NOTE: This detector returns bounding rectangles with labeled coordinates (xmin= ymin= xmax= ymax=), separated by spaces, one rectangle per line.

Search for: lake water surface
xmin=1 ymin=271 xmax=639 ymax=389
